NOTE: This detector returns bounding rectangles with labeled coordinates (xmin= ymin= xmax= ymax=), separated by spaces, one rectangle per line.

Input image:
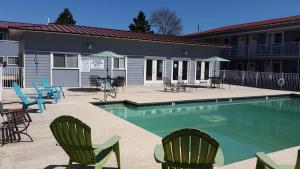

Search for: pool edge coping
xmin=91 ymin=93 xmax=300 ymax=106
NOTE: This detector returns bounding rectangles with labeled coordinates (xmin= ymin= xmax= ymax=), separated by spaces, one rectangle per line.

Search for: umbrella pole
xmin=214 ymin=61 xmax=216 ymax=77
xmin=105 ymin=56 xmax=109 ymax=100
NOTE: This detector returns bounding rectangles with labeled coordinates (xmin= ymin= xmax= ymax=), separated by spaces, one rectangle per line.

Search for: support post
xmin=0 ymin=66 xmax=2 ymax=102
xmin=242 ymin=70 xmax=245 ymax=85
xmin=255 ymin=71 xmax=259 ymax=87
xmin=297 ymin=58 xmax=299 ymax=73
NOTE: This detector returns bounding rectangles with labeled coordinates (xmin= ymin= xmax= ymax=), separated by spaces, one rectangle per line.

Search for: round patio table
xmin=96 ymin=77 xmax=117 ymax=100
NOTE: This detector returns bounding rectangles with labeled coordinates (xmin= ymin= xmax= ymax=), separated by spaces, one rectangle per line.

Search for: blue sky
xmin=1 ymin=0 xmax=300 ymax=34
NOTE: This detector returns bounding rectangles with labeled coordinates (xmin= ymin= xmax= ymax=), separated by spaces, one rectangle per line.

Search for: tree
xmin=55 ymin=8 xmax=76 ymax=25
xmin=129 ymin=11 xmax=152 ymax=33
xmin=150 ymin=8 xmax=183 ymax=35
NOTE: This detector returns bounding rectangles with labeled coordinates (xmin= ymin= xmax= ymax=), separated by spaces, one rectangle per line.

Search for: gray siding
xmin=20 ymin=31 xmax=222 ymax=87
xmin=190 ymin=60 xmax=196 ymax=83
xmin=0 ymin=41 xmax=19 ymax=56
xmin=24 ymin=52 xmax=50 ymax=87
xmin=127 ymin=56 xmax=144 ymax=85
xmin=22 ymin=32 xmax=222 ymax=59
xmin=112 ymin=70 xmax=126 ymax=79
xmin=52 ymin=69 xmax=79 ymax=87
xmin=165 ymin=58 xmax=172 ymax=79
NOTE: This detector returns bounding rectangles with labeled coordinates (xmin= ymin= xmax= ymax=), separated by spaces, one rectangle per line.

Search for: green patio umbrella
xmin=90 ymin=51 xmax=124 ymax=100
xmin=90 ymin=51 xmax=124 ymax=79
xmin=203 ymin=56 xmax=230 ymax=77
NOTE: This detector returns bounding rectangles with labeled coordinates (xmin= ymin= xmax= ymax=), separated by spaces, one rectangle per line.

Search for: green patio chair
xmin=255 ymin=149 xmax=300 ymax=169
xmin=154 ymin=128 xmax=224 ymax=169
xmin=50 ymin=115 xmax=121 ymax=169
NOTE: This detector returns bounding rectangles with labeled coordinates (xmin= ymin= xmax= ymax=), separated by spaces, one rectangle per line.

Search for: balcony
xmin=222 ymin=42 xmax=300 ymax=57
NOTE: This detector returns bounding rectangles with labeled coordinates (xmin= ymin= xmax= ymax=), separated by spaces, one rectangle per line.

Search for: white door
xmin=195 ymin=61 xmax=210 ymax=83
xmin=172 ymin=60 xmax=189 ymax=82
xmin=145 ymin=59 xmax=164 ymax=84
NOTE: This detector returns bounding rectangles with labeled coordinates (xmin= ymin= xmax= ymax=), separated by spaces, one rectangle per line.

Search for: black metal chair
xmin=112 ymin=77 xmax=125 ymax=93
xmin=0 ymin=104 xmax=33 ymax=146
xmin=162 ymin=77 xmax=178 ymax=92
xmin=89 ymin=75 xmax=101 ymax=92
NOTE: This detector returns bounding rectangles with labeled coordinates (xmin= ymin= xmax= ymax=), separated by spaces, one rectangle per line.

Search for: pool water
xmin=98 ymin=96 xmax=300 ymax=164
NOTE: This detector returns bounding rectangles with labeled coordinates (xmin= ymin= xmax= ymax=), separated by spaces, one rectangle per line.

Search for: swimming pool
xmin=97 ymin=95 xmax=300 ymax=164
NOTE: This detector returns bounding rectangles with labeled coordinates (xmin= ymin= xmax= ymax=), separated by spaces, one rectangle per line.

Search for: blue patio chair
xmin=40 ymin=78 xmax=65 ymax=98
xmin=32 ymin=80 xmax=60 ymax=103
xmin=13 ymin=82 xmax=45 ymax=112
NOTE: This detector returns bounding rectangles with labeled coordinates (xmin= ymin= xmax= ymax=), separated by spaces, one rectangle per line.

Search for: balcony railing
xmin=0 ymin=67 xmax=24 ymax=87
xmin=222 ymin=42 xmax=300 ymax=57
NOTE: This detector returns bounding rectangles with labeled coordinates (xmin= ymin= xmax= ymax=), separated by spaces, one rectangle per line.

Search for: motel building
xmin=1 ymin=14 xmax=300 ymax=88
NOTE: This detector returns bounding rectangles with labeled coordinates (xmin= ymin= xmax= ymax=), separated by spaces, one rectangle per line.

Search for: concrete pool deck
xmin=0 ymin=85 xmax=299 ymax=169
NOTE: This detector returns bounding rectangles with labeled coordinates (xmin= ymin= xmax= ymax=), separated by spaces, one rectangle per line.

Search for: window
xmin=113 ymin=58 xmax=125 ymax=69
xmin=7 ymin=56 xmax=19 ymax=65
xmin=0 ymin=56 xmax=4 ymax=64
xmin=0 ymin=32 xmax=5 ymax=40
xmin=53 ymin=53 xmax=78 ymax=68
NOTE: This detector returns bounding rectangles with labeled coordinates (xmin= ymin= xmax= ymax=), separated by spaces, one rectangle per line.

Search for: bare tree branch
xmin=150 ymin=8 xmax=183 ymax=35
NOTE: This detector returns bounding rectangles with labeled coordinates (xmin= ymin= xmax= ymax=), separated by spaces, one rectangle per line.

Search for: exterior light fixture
xmin=87 ymin=43 xmax=93 ymax=50
xmin=183 ymin=50 xmax=188 ymax=56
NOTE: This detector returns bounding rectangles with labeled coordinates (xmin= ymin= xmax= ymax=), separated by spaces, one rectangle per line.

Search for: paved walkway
xmin=0 ymin=85 xmax=299 ymax=169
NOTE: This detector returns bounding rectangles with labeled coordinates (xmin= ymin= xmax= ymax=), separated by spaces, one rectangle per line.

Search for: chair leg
xmin=66 ymin=159 xmax=72 ymax=169
xmin=36 ymin=99 xmax=43 ymax=112
xmin=54 ymin=94 xmax=59 ymax=104
xmin=95 ymin=163 xmax=102 ymax=169
xmin=113 ymin=142 xmax=121 ymax=169
xmin=60 ymin=87 xmax=65 ymax=98
xmin=1 ymin=127 xmax=5 ymax=146
xmin=162 ymin=163 xmax=168 ymax=169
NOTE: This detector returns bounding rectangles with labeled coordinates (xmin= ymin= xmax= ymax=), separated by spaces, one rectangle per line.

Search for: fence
xmin=1 ymin=67 xmax=24 ymax=88
xmin=220 ymin=70 xmax=300 ymax=91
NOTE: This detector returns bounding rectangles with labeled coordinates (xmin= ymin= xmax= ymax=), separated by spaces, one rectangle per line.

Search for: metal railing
xmin=1 ymin=67 xmax=24 ymax=87
xmin=220 ymin=70 xmax=300 ymax=91
xmin=222 ymin=42 xmax=300 ymax=57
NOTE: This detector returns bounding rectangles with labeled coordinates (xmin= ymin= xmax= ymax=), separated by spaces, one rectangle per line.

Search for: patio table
xmin=97 ymin=77 xmax=117 ymax=100
xmin=181 ymin=84 xmax=203 ymax=92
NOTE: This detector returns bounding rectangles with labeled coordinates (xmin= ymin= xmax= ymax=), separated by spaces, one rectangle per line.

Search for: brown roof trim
xmin=186 ymin=15 xmax=300 ymax=37
xmin=7 ymin=22 xmax=200 ymax=45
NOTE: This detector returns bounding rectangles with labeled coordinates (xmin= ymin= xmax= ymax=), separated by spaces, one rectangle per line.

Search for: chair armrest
xmin=213 ymin=148 xmax=224 ymax=167
xmin=255 ymin=152 xmax=282 ymax=169
xmin=93 ymin=135 xmax=121 ymax=150
xmin=24 ymin=94 xmax=40 ymax=98
xmin=154 ymin=144 xmax=165 ymax=163
xmin=52 ymin=85 xmax=63 ymax=89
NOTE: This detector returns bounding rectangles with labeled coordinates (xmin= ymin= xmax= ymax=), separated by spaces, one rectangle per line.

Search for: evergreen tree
xmin=129 ymin=11 xmax=152 ymax=33
xmin=55 ymin=8 xmax=76 ymax=25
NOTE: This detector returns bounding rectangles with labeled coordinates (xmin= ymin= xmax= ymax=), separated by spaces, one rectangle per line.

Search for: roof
xmin=0 ymin=21 xmax=34 ymax=28
xmin=186 ymin=15 xmax=300 ymax=37
xmin=0 ymin=21 xmax=217 ymax=46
